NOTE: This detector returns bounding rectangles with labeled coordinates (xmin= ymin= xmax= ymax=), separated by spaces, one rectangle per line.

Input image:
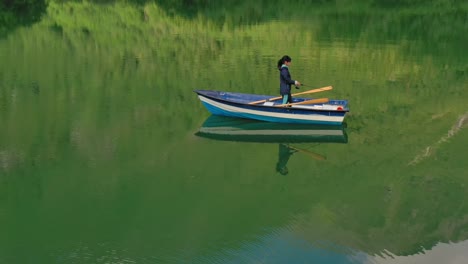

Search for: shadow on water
xmin=315 ymin=10 xmax=467 ymax=61
xmin=0 ymin=0 xmax=47 ymax=37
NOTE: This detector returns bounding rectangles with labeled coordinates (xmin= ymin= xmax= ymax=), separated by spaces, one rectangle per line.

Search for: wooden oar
xmin=289 ymin=146 xmax=326 ymax=161
xmin=278 ymin=98 xmax=329 ymax=107
xmin=248 ymin=86 xmax=333 ymax=105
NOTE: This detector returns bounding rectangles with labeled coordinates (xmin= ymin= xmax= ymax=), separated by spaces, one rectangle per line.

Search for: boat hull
xmin=197 ymin=93 xmax=347 ymax=125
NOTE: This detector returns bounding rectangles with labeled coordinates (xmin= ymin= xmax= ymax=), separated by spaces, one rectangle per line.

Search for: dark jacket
xmin=279 ymin=65 xmax=296 ymax=95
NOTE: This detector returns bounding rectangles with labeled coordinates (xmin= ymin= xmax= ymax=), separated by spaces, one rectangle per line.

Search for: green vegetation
xmin=0 ymin=0 xmax=467 ymax=262
xmin=0 ymin=0 xmax=47 ymax=36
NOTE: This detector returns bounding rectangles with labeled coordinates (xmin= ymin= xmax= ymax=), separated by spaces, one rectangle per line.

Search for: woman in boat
xmin=277 ymin=55 xmax=301 ymax=104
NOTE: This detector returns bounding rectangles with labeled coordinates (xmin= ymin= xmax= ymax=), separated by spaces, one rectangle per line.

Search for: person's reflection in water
xmin=276 ymin=144 xmax=297 ymax=175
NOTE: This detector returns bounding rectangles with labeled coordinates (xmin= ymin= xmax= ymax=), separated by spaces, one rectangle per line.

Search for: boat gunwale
xmin=194 ymin=90 xmax=350 ymax=113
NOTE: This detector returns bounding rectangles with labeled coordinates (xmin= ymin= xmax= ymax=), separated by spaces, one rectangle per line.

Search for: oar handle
xmin=248 ymin=85 xmax=333 ymax=105
xmin=278 ymin=98 xmax=329 ymax=106
xmin=290 ymin=86 xmax=332 ymax=97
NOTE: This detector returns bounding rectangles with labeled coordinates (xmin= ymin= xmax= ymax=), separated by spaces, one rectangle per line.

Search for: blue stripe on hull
xmin=201 ymin=101 xmax=342 ymax=125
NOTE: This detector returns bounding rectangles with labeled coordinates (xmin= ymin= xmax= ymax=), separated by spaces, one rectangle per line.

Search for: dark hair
xmin=277 ymin=55 xmax=292 ymax=70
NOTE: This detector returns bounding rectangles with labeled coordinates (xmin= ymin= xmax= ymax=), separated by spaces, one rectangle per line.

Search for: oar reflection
xmin=195 ymin=115 xmax=348 ymax=174
xmin=276 ymin=144 xmax=326 ymax=175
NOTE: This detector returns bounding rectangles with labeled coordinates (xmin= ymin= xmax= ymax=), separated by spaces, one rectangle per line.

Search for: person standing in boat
xmin=277 ymin=55 xmax=301 ymax=104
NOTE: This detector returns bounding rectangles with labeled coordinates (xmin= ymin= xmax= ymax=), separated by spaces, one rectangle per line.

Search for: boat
xmin=195 ymin=115 xmax=348 ymax=144
xmin=194 ymin=86 xmax=349 ymax=125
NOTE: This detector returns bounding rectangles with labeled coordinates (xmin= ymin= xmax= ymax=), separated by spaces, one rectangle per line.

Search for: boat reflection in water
xmin=196 ymin=115 xmax=348 ymax=144
xmin=195 ymin=115 xmax=348 ymax=175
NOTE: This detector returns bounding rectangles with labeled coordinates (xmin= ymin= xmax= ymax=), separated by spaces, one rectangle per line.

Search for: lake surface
xmin=1 ymin=1 xmax=467 ymax=263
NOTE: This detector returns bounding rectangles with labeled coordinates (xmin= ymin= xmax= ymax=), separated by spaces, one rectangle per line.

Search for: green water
xmin=1 ymin=1 xmax=467 ymax=263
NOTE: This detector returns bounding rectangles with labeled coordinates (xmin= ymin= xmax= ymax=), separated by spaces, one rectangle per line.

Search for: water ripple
xmin=409 ymin=111 xmax=468 ymax=166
